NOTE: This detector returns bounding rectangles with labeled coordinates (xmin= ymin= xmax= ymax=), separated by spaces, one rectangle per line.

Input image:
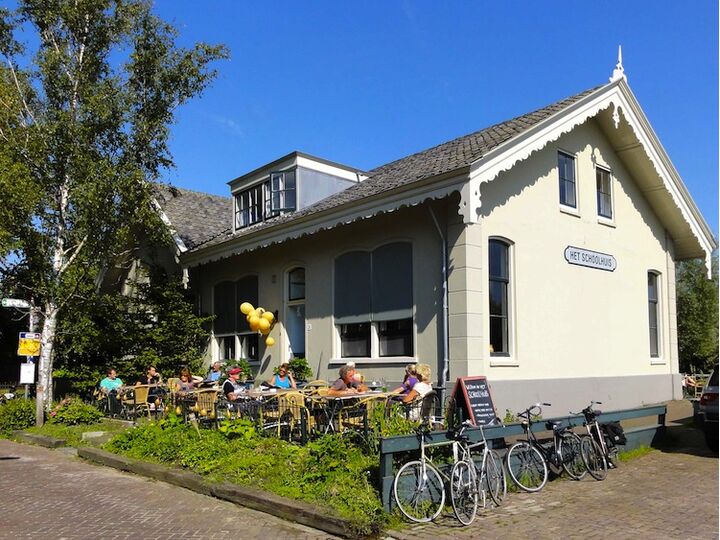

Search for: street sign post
xmin=2 ymin=298 xmax=31 ymax=309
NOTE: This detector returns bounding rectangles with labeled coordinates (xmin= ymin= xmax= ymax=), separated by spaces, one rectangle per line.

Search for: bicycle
xmin=449 ymin=420 xmax=507 ymax=525
xmin=574 ymin=401 xmax=616 ymax=481
xmin=505 ymin=402 xmax=586 ymax=492
xmin=393 ymin=423 xmax=447 ymax=523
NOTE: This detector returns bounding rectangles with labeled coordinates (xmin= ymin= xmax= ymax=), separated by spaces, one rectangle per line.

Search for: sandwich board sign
xmin=450 ymin=376 xmax=497 ymax=426
xmin=17 ymin=332 xmax=41 ymax=357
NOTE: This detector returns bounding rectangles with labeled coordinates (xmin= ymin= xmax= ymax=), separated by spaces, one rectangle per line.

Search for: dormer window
xmin=269 ymin=170 xmax=296 ymax=215
xmin=235 ymin=169 xmax=296 ymax=229
xmin=230 ymin=152 xmax=363 ymax=233
xmin=235 ymin=183 xmax=263 ymax=229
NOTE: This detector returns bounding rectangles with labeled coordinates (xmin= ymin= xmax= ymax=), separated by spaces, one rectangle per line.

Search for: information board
xmin=450 ymin=376 xmax=497 ymax=426
xmin=20 ymin=362 xmax=35 ymax=385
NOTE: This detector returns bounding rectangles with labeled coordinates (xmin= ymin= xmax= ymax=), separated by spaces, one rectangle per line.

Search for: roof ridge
xmin=367 ymin=83 xmax=605 ymax=176
xmin=155 ymin=182 xmax=231 ymax=201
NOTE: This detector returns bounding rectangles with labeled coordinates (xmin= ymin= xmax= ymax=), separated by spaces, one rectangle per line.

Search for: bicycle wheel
xmin=580 ymin=435 xmax=607 ymax=481
xmin=393 ymin=460 xmax=445 ymax=523
xmin=450 ymin=459 xmax=478 ymax=525
xmin=505 ymin=442 xmax=548 ymax=492
xmin=482 ymin=449 xmax=507 ymax=506
xmin=559 ymin=432 xmax=587 ymax=480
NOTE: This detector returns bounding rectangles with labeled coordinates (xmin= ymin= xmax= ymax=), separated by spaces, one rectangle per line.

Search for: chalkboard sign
xmin=451 ymin=376 xmax=497 ymax=426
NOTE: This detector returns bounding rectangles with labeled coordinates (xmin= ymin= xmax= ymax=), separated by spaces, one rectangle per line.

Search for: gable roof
xmin=163 ymin=79 xmax=714 ymax=272
xmin=183 ymin=85 xmax=600 ymax=253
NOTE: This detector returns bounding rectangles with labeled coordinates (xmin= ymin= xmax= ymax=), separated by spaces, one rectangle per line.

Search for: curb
xmin=13 ymin=431 xmax=66 ymax=448
xmin=78 ymin=447 xmax=355 ymax=538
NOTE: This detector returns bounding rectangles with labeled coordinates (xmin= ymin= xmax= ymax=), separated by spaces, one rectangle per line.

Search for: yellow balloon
xmin=258 ymin=318 xmax=271 ymax=333
xmin=249 ymin=315 xmax=261 ymax=332
xmin=262 ymin=311 xmax=275 ymax=323
xmin=240 ymin=302 xmax=254 ymax=315
xmin=247 ymin=309 xmax=258 ymax=319
xmin=256 ymin=307 xmax=265 ymax=315
xmin=265 ymin=336 xmax=275 ymax=347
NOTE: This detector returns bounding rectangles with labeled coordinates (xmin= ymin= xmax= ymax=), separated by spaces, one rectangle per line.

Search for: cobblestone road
xmin=386 ymin=401 xmax=718 ymax=540
xmin=0 ymin=440 xmax=338 ymax=540
xmin=0 ymin=400 xmax=716 ymax=540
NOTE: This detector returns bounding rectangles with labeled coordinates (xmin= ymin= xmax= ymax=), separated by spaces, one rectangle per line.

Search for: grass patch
xmin=23 ymin=419 xmax=131 ymax=447
xmin=618 ymin=445 xmax=654 ymax=462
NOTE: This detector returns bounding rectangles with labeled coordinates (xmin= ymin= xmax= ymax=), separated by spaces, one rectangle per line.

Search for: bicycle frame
xmin=517 ymin=405 xmax=564 ymax=468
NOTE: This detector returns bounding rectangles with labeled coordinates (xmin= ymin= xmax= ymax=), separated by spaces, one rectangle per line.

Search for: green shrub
xmin=48 ymin=398 xmax=103 ymax=425
xmin=0 ymin=399 xmax=36 ymax=435
xmin=105 ymin=422 xmax=386 ymax=536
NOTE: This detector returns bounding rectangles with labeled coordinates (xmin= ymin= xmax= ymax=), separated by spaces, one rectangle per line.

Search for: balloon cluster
xmin=240 ymin=302 xmax=276 ymax=347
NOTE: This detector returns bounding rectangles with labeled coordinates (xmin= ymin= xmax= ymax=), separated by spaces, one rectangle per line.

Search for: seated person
xmin=137 ymin=366 xmax=163 ymax=405
xmin=206 ymin=361 xmax=223 ymax=383
xmin=402 ymin=363 xmax=433 ymax=419
xmin=175 ymin=367 xmax=195 ymax=394
xmin=393 ymin=364 xmax=418 ymax=395
xmin=99 ymin=368 xmax=123 ymax=414
xmin=328 ymin=365 xmax=368 ymax=397
xmin=268 ymin=362 xmax=296 ymax=389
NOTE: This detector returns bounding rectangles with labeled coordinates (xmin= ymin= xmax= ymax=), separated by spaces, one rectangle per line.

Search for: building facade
xmin=160 ymin=70 xmax=715 ymax=416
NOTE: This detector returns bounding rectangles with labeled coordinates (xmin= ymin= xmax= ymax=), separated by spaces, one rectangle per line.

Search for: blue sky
xmin=154 ymin=1 xmax=718 ymax=235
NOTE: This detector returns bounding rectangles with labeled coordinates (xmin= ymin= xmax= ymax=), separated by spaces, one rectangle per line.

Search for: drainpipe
xmin=428 ymin=206 xmax=450 ymax=406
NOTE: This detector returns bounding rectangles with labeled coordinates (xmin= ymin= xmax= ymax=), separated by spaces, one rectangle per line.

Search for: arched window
xmin=489 ymin=239 xmax=511 ymax=356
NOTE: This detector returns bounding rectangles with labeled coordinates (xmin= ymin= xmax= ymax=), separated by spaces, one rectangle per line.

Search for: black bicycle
xmin=574 ymin=401 xmax=618 ymax=481
xmin=505 ymin=402 xmax=586 ymax=492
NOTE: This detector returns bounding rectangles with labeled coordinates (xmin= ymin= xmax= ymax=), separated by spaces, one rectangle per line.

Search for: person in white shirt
xmin=402 ymin=363 xmax=433 ymax=420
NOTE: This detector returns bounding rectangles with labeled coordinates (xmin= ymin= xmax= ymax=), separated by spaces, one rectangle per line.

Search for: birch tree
xmin=0 ymin=1 xmax=227 ymax=421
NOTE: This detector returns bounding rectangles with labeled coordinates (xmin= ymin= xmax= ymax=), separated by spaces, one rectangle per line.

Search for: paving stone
xmin=0 ymin=439 xmax=338 ymax=540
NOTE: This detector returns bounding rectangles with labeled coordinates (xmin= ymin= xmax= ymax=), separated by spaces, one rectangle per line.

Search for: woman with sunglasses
xmin=267 ymin=362 xmax=297 ymax=389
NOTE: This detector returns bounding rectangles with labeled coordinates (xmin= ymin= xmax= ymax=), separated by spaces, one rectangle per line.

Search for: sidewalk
xmin=386 ymin=400 xmax=718 ymax=540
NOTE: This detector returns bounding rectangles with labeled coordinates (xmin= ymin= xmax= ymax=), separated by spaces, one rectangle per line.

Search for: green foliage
xmin=229 ymin=358 xmax=253 ymax=382
xmin=105 ymin=422 xmax=386 ymax=536
xmin=53 ymin=269 xmax=212 ymax=396
xmin=618 ymin=445 xmax=654 ymax=462
xmin=503 ymin=409 xmax=518 ymax=424
xmin=48 ymin=397 xmax=103 ymax=425
xmin=0 ymin=0 xmax=228 ymax=408
xmin=676 ymin=256 xmax=719 ymax=374
xmin=0 ymin=399 xmax=36 ymax=435
xmin=217 ymin=417 xmax=257 ymax=441
xmin=288 ymin=357 xmax=313 ymax=381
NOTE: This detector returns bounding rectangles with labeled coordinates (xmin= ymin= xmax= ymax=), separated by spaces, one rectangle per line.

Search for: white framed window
xmin=558 ymin=151 xmax=577 ymax=209
xmin=269 ymin=170 xmax=297 ymax=215
xmin=489 ymin=238 xmax=512 ymax=357
xmin=596 ymin=166 xmax=613 ymax=220
xmin=213 ymin=276 xmax=260 ymax=364
xmin=333 ymin=242 xmax=414 ymax=360
xmin=234 ymin=183 xmax=264 ymax=229
xmin=285 ymin=267 xmax=306 ymax=360
xmin=648 ymin=271 xmax=661 ymax=359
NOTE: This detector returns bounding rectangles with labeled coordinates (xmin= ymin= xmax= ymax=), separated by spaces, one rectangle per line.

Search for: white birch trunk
xmin=36 ymin=304 xmax=57 ymax=426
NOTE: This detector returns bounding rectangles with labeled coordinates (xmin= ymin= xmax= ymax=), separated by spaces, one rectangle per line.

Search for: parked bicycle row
xmin=393 ymin=401 xmax=627 ymax=526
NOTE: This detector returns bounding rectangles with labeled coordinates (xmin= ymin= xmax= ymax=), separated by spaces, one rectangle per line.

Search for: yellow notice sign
xmin=17 ymin=332 xmax=41 ymax=357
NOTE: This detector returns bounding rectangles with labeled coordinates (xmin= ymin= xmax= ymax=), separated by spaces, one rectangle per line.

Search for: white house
xmin=158 ymin=59 xmax=715 ymax=415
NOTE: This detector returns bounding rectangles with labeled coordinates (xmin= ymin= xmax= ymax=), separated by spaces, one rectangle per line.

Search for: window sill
xmin=597 ymin=217 xmax=616 ymax=228
xmin=650 ymin=358 xmax=665 ymax=366
xmin=489 ymin=357 xmax=519 ymax=367
xmin=559 ymin=205 xmax=581 ymax=218
xmin=329 ymin=356 xmax=416 ymax=365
